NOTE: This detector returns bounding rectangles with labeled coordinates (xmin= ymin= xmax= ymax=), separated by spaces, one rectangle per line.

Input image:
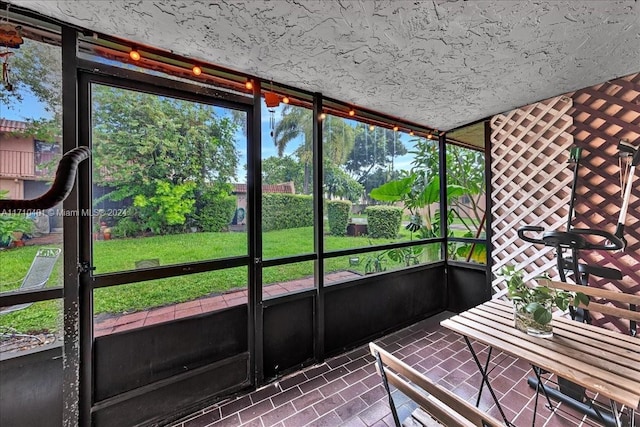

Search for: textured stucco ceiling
xmin=10 ymin=0 xmax=640 ymax=131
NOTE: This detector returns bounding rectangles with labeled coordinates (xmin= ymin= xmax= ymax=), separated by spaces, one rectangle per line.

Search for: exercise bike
xmin=517 ymin=141 xmax=639 ymax=426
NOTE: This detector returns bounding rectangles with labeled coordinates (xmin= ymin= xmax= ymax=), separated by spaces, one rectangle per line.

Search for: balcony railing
xmin=0 ymin=150 xmax=60 ymax=179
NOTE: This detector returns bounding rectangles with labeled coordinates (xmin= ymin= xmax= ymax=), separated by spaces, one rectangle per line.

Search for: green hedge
xmin=263 ymin=193 xmax=313 ymax=232
xmin=365 ymin=205 xmax=403 ymax=238
xmin=327 ymin=200 xmax=351 ymax=236
xmin=196 ymin=189 xmax=237 ymax=232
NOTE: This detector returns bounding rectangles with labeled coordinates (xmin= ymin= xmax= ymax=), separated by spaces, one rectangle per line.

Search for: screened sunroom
xmin=0 ymin=2 xmax=639 ymax=427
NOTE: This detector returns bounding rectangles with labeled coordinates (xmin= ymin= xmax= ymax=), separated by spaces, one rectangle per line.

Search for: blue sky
xmin=1 ymin=89 xmax=51 ymax=121
xmin=255 ymin=103 xmax=417 ymax=173
xmin=2 ymin=79 xmax=417 ymax=181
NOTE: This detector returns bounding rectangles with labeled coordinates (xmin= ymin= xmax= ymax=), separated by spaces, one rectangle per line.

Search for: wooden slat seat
xmin=540 ymin=278 xmax=640 ymax=327
xmin=369 ymin=342 xmax=503 ymax=427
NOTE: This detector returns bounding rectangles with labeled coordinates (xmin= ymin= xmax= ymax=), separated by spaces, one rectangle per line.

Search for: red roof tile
xmin=233 ymin=182 xmax=295 ymax=194
xmin=0 ymin=119 xmax=28 ymax=132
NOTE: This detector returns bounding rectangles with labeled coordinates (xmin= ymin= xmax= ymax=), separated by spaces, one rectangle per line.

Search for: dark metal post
xmin=313 ymin=93 xmax=325 ymax=361
xmin=438 ymin=134 xmax=447 ymax=262
xmin=76 ymin=74 xmax=94 ymax=427
xmin=566 ymin=146 xmax=582 ymax=232
xmin=249 ymin=80 xmax=263 ymax=386
xmin=61 ymin=26 xmax=82 ymax=427
xmin=484 ymin=120 xmax=493 ymax=300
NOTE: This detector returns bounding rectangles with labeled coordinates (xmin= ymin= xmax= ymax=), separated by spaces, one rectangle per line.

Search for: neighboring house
xmin=0 ymin=118 xmax=61 ymax=231
xmin=0 ymin=119 xmax=60 ymax=199
xmin=231 ymin=182 xmax=295 ymax=227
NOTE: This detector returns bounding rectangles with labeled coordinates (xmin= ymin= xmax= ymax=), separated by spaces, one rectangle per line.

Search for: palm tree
xmin=273 ymin=106 xmax=313 ymax=192
xmin=273 ymin=105 xmax=355 ymax=194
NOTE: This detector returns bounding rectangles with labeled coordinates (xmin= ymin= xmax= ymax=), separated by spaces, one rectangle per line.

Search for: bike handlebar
xmin=517 ymin=226 xmax=546 ymax=245
xmin=517 ymin=226 xmax=624 ymax=251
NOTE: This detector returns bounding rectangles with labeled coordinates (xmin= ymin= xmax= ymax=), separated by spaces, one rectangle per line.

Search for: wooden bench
xmin=369 ymin=342 xmax=503 ymax=427
xmin=540 ymin=278 xmax=640 ymax=336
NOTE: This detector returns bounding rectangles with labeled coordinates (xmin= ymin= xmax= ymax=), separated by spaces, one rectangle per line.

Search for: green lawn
xmin=1 ymin=226 xmax=440 ymax=333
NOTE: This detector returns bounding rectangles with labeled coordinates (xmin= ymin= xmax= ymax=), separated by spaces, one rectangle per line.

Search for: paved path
xmin=94 ymin=270 xmax=360 ymax=336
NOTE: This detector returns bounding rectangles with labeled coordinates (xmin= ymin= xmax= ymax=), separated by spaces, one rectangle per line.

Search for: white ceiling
xmin=10 ymin=0 xmax=640 ymax=131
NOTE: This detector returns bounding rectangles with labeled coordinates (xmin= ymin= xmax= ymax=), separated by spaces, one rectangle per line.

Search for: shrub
xmin=262 ymin=194 xmax=313 ymax=232
xmin=111 ymin=214 xmax=144 ymax=238
xmin=327 ymin=200 xmax=351 ymax=236
xmin=366 ymin=205 xmax=403 ymax=238
xmin=0 ymin=214 xmax=34 ymax=246
xmin=133 ymin=180 xmax=195 ymax=234
xmin=192 ymin=184 xmax=237 ymax=233
xmin=195 ymin=197 xmax=237 ymax=232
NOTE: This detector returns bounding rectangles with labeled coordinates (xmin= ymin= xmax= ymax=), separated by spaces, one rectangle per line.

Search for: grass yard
xmin=1 ymin=226 xmax=440 ymax=333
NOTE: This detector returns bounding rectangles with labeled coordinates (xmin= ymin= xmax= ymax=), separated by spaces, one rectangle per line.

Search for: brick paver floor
xmin=171 ymin=312 xmax=639 ymax=427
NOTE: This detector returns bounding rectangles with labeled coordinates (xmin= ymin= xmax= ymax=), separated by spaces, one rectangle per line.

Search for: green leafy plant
xmin=387 ymin=246 xmax=424 ymax=267
xmin=369 ymin=175 xmax=465 ymax=239
xmin=364 ymin=251 xmax=387 ymax=274
xmin=111 ymin=214 xmax=144 ymax=238
xmin=0 ymin=214 xmax=34 ymax=246
xmin=262 ymin=194 xmax=313 ymax=232
xmin=193 ymin=184 xmax=236 ymax=232
xmin=133 ymin=180 xmax=196 ymax=234
xmin=499 ymin=265 xmax=590 ymax=326
xmin=365 ymin=205 xmax=403 ymax=238
xmin=0 ymin=190 xmax=34 ymax=246
xmin=327 ymin=200 xmax=352 ymax=236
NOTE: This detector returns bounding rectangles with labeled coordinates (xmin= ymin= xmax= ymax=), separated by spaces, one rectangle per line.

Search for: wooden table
xmin=441 ymin=299 xmax=640 ymax=427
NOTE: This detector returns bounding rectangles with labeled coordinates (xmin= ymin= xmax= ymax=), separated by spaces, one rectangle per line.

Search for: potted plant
xmin=92 ymin=221 xmax=101 ymax=240
xmin=498 ymin=265 xmax=590 ymax=337
xmin=0 ymin=214 xmax=34 ymax=248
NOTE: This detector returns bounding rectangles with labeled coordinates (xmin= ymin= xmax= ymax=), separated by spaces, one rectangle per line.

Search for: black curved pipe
xmin=0 ymin=147 xmax=91 ymax=211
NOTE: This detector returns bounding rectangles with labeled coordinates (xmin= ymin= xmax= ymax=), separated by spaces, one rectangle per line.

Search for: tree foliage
xmin=369 ymin=137 xmax=485 ymax=240
xmin=273 ymin=106 xmax=357 ymax=194
xmin=93 ymin=85 xmax=238 ymax=189
xmin=262 ymin=155 xmax=304 ymax=191
xmin=1 ymin=38 xmax=62 ymax=142
xmin=273 ymin=105 xmax=314 ymax=193
xmin=446 ymin=145 xmax=485 ymax=230
xmin=324 ymin=160 xmax=364 ymax=203
xmin=1 ymin=38 xmax=62 ymax=120
xmin=402 ymin=138 xmax=486 ymax=234
xmin=344 ymin=126 xmax=407 ymax=192
xmin=92 ymin=85 xmax=240 ymax=232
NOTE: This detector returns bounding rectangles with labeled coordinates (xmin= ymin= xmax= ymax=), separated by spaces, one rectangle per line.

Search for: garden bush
xmin=195 ymin=187 xmax=237 ymax=232
xmin=365 ymin=205 xmax=403 ymax=238
xmin=327 ymin=200 xmax=351 ymax=236
xmin=0 ymin=213 xmax=34 ymax=246
xmin=133 ymin=180 xmax=195 ymax=233
xmin=262 ymin=194 xmax=313 ymax=232
xmin=111 ymin=213 xmax=145 ymax=238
